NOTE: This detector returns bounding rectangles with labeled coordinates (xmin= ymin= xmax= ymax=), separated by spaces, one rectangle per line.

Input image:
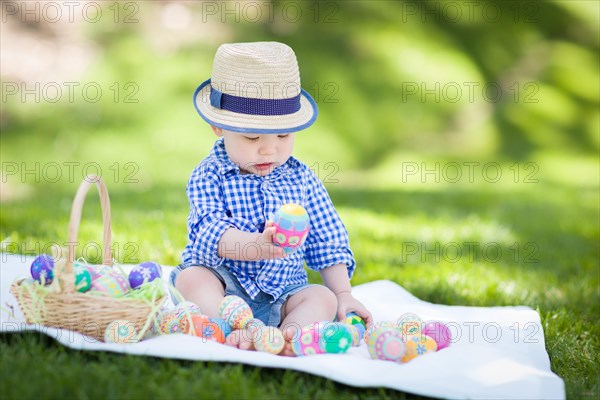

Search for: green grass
xmin=1 ymin=2 xmax=598 ymax=397
xmin=1 ymin=160 xmax=598 ymax=399
xmin=0 ymin=333 xmax=411 ymax=400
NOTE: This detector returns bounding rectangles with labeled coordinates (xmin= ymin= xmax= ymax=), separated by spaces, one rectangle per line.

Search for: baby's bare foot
xmin=279 ymin=326 xmax=299 ymax=357
xmin=279 ymin=339 xmax=296 ymax=357
xmin=225 ymin=329 xmax=255 ymax=351
xmin=226 ymin=325 xmax=298 ymax=356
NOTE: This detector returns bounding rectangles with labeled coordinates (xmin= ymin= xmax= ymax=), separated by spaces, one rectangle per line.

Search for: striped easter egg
xmin=218 ymin=295 xmax=253 ymax=330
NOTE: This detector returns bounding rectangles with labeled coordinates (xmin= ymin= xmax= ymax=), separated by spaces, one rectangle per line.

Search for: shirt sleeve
xmin=184 ymin=166 xmax=241 ymax=267
xmin=302 ymin=167 xmax=356 ymax=277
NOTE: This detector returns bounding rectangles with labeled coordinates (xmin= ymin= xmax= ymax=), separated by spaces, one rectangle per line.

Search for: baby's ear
xmin=211 ymin=125 xmax=223 ymax=137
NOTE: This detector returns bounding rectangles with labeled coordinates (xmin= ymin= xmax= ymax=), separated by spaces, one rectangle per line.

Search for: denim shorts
xmin=169 ymin=263 xmax=314 ymax=327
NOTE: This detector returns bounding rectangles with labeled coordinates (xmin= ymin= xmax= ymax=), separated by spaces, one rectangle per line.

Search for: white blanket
xmin=0 ymin=254 xmax=564 ymax=399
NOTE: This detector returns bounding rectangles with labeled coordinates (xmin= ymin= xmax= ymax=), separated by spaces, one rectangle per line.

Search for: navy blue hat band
xmin=209 ymin=85 xmax=301 ymax=116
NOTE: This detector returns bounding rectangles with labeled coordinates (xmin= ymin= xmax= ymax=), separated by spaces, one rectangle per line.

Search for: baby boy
xmin=170 ymin=42 xmax=372 ymax=355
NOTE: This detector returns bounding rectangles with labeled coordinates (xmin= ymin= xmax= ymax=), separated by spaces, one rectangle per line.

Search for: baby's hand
xmin=254 ymin=221 xmax=286 ymax=260
xmin=335 ymin=292 xmax=373 ymax=329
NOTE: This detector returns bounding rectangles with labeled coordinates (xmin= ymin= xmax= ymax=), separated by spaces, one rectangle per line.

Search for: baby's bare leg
xmin=175 ymin=267 xmax=225 ymax=318
xmin=279 ymin=285 xmax=338 ymax=356
xmin=176 ymin=269 xmax=252 ymax=349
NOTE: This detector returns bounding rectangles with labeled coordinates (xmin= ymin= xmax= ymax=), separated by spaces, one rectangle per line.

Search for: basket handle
xmin=61 ymin=175 xmax=112 ymax=292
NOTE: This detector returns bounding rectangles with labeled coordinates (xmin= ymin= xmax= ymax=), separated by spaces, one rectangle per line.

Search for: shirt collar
xmin=211 ymin=138 xmax=298 ymax=178
xmin=211 ymin=138 xmax=239 ymax=175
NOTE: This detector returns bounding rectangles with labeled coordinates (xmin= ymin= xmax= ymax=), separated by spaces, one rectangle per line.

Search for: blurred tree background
xmin=1 ymin=0 xmax=598 ymax=277
xmin=2 ymin=0 xmax=598 ymax=191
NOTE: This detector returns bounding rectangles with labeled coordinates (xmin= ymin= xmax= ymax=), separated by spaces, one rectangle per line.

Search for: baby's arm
xmin=217 ymin=221 xmax=286 ymax=261
xmin=320 ymin=264 xmax=373 ymax=328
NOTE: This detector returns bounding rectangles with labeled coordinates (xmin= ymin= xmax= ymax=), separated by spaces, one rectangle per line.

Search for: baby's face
xmin=214 ymin=127 xmax=295 ymax=176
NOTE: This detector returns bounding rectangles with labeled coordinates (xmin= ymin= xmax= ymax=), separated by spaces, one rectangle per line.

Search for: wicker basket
xmin=10 ymin=175 xmax=165 ymax=341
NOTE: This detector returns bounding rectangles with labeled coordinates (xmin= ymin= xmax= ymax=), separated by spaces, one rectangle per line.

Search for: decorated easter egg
xmin=104 ymin=320 xmax=138 ymax=344
xmin=129 ymin=261 xmax=162 ymax=289
xmin=30 ymin=254 xmax=54 ymax=285
xmin=245 ymin=318 xmax=265 ymax=337
xmin=210 ymin=317 xmax=232 ymax=339
xmin=150 ymin=305 xmax=172 ymax=329
xmin=186 ymin=315 xmax=225 ymax=343
xmin=150 ymin=309 xmax=167 ymax=336
xmin=422 ymin=321 xmax=452 ymax=350
xmin=157 ymin=310 xmax=181 ymax=335
xmin=292 ymin=322 xmax=325 ymax=356
xmin=142 ymin=325 xmax=157 ymax=340
xmin=74 ymin=264 xmax=92 ymax=292
xmin=254 ymin=326 xmax=285 ymax=355
xmin=319 ymin=322 xmax=352 ymax=354
xmin=272 ymin=203 xmax=310 ymax=254
xmin=85 ymin=264 xmax=112 ymax=280
xmin=367 ymin=327 xmax=406 ymax=362
xmin=173 ymin=301 xmax=202 ymax=331
xmin=364 ymin=321 xmax=397 ymax=344
xmin=177 ymin=302 xmax=203 ymax=333
xmin=402 ymin=334 xmax=438 ymax=362
xmin=90 ymin=271 xmax=130 ymax=297
xmin=175 ymin=301 xmax=202 ymax=318
xmin=344 ymin=312 xmax=366 ymax=341
xmin=397 ymin=312 xmax=423 ymax=336
xmin=75 ymin=261 xmax=96 ymax=279
xmin=218 ymin=295 xmax=253 ymax=329
xmin=347 ymin=324 xmax=361 ymax=346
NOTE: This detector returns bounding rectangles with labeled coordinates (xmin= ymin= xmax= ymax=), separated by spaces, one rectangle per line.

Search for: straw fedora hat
xmin=193 ymin=42 xmax=318 ymax=134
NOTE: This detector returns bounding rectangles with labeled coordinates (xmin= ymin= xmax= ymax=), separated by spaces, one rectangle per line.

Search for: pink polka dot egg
xmin=292 ymin=322 xmax=325 ymax=356
xmin=272 ymin=203 xmax=310 ymax=254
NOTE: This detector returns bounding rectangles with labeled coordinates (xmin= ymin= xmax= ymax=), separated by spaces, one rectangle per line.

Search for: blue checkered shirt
xmin=182 ymin=138 xmax=355 ymax=301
